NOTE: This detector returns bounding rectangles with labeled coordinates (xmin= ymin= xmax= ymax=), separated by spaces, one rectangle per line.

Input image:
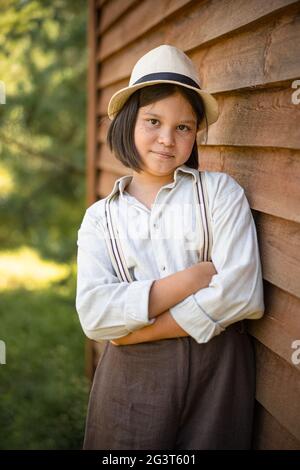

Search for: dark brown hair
xmin=106 ymin=83 xmax=207 ymax=171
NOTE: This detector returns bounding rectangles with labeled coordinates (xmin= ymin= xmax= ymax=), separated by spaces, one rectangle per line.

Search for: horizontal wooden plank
xmin=97 ymin=0 xmax=299 ymax=75
xmin=97 ymin=0 xmax=192 ymax=61
xmin=247 ymin=282 xmax=300 ymax=370
xmin=97 ymin=169 xmax=122 ymax=197
xmin=255 ymin=340 xmax=300 ymax=441
xmin=98 ymin=33 xmax=166 ymax=88
xmin=189 ymin=2 xmax=300 ymax=93
xmin=198 ymin=87 xmax=300 ymax=150
xmin=167 ymin=0 xmax=299 ymax=61
xmin=97 ymin=143 xmax=129 ymax=175
xmin=199 ymin=146 xmax=300 ymax=223
xmin=97 ymin=0 xmax=139 ymax=35
xmin=97 ymin=3 xmax=300 ymax=90
xmin=254 ymin=211 xmax=300 ymax=299
xmin=253 ymin=401 xmax=300 ymax=449
xmin=97 ymin=79 xmax=128 ymax=116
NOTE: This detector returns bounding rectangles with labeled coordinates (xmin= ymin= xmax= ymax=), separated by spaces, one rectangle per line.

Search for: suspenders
xmin=195 ymin=171 xmax=213 ymax=264
xmin=104 ymin=193 xmax=133 ymax=283
xmin=104 ymin=171 xmax=212 ymax=283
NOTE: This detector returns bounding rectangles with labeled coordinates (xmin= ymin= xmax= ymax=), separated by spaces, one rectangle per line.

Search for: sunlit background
xmin=0 ymin=0 xmax=89 ymax=449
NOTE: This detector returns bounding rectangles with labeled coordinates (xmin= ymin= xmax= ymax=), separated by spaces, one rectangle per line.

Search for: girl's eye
xmin=177 ymin=124 xmax=190 ymax=132
xmin=146 ymin=119 xmax=191 ymax=131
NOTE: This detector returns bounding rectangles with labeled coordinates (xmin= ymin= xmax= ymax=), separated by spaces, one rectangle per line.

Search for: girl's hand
xmin=110 ymin=336 xmax=133 ymax=346
xmin=110 ymin=331 xmax=147 ymax=346
xmin=187 ymin=261 xmax=217 ymax=292
xmin=110 ymin=311 xmax=188 ymax=346
xmin=110 ymin=328 xmax=150 ymax=346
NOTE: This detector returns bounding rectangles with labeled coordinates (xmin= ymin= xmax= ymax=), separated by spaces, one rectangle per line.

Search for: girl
xmin=76 ymin=45 xmax=264 ymax=450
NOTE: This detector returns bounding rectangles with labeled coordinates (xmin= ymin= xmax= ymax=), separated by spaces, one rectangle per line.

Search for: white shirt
xmin=76 ymin=164 xmax=264 ymax=343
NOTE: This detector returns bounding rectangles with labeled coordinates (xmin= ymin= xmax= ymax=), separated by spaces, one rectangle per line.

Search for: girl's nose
xmin=157 ymin=128 xmax=175 ymax=147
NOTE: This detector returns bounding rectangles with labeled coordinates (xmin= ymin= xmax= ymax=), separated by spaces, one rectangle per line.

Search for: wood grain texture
xmin=167 ymin=0 xmax=299 ymax=55
xmin=199 ymin=146 xmax=300 ymax=223
xmin=97 ymin=169 xmax=122 ymax=197
xmin=97 ymin=0 xmax=192 ymax=61
xmin=97 ymin=143 xmax=129 ymax=176
xmin=198 ymin=87 xmax=300 ymax=150
xmin=97 ymin=2 xmax=300 ymax=89
xmin=189 ymin=3 xmax=300 ymax=92
xmin=97 ymin=0 xmax=138 ymax=35
xmin=254 ymin=211 xmax=300 ymax=299
xmin=255 ymin=340 xmax=300 ymax=441
xmin=253 ymin=401 xmax=300 ymax=449
xmin=247 ymin=282 xmax=300 ymax=370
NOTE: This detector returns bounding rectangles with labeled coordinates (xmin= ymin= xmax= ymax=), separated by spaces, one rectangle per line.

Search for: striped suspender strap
xmin=104 ymin=194 xmax=134 ymax=283
xmin=194 ymin=171 xmax=213 ymax=262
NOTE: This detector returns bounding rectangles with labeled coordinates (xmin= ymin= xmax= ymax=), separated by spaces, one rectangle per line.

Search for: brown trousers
xmin=83 ymin=322 xmax=255 ymax=450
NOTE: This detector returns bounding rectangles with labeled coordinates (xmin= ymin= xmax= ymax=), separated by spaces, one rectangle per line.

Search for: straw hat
xmin=107 ymin=44 xmax=219 ymax=130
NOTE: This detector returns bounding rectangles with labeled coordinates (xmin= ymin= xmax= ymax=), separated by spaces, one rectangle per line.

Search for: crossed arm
xmin=111 ymin=262 xmax=217 ymax=346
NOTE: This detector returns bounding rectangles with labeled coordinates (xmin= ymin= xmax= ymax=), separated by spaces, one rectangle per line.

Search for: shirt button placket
xmin=151 ymin=216 xmax=166 ymax=274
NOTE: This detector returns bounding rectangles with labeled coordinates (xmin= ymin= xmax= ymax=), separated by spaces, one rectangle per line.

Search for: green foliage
xmin=0 ymin=0 xmax=91 ymax=449
xmin=0 ymin=0 xmax=88 ymax=262
xmin=0 ymin=275 xmax=90 ymax=450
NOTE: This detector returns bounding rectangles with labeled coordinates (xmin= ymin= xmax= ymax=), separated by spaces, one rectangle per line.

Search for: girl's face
xmin=134 ymin=92 xmax=198 ymax=178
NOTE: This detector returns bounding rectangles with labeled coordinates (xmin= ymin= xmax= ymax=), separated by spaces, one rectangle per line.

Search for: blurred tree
xmin=0 ymin=0 xmax=87 ymax=262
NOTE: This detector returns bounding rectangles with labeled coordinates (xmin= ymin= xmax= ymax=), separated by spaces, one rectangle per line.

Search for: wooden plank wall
xmin=86 ymin=0 xmax=300 ymax=449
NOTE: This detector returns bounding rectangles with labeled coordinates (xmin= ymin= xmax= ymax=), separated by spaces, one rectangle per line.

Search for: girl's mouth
xmin=152 ymin=151 xmax=174 ymax=159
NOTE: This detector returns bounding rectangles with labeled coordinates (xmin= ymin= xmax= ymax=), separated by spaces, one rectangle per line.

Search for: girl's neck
xmin=128 ymin=171 xmax=175 ymax=194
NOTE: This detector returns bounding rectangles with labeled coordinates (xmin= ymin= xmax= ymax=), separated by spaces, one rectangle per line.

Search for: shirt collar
xmin=105 ymin=164 xmax=198 ymax=200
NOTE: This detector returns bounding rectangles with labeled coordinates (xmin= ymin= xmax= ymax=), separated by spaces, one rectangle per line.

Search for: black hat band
xmin=133 ymin=72 xmax=201 ymax=90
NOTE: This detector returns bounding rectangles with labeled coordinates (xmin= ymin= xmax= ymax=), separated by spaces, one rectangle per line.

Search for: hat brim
xmin=107 ymin=80 xmax=219 ymax=130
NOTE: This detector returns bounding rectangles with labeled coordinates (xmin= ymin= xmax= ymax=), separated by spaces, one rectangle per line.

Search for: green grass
xmin=0 ymin=274 xmax=90 ymax=449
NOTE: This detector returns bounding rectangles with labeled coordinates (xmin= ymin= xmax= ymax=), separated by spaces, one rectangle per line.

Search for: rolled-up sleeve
xmin=170 ymin=177 xmax=264 ymax=343
xmin=75 ymin=206 xmax=155 ymax=341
